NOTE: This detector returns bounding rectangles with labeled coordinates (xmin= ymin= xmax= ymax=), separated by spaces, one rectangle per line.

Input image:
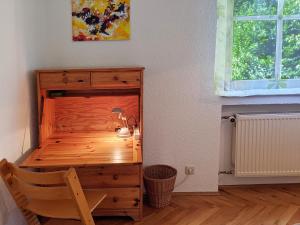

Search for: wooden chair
xmin=0 ymin=159 xmax=106 ymax=225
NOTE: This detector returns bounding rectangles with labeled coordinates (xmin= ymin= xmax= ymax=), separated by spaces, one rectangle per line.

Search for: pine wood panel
xmin=21 ymin=132 xmax=142 ymax=168
xmin=133 ymin=139 xmax=142 ymax=163
xmin=139 ymin=71 xmax=144 ymax=142
xmin=91 ymin=71 xmax=141 ymax=89
xmin=76 ymin=165 xmax=140 ymax=188
xmin=40 ymin=98 xmax=55 ymax=145
xmin=93 ymin=188 xmax=140 ymax=209
xmin=37 ymin=68 xmax=144 ymax=73
xmin=39 ymin=72 xmax=91 ymax=90
xmin=54 ymin=96 xmax=139 ymax=132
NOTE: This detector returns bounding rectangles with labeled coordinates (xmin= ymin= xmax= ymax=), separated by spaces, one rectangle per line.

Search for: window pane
xmin=281 ymin=20 xmax=300 ymax=79
xmin=234 ymin=0 xmax=277 ymax=16
xmin=283 ymin=0 xmax=300 ymax=16
xmin=232 ymin=21 xmax=276 ymax=80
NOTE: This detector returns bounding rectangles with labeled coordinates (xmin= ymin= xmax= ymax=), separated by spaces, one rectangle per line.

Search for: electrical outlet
xmin=185 ymin=166 xmax=195 ymax=175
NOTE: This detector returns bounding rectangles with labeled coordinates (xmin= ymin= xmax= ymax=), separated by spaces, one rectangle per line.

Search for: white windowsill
xmin=217 ymin=89 xmax=300 ymax=107
xmin=218 ymin=79 xmax=300 ymax=97
xmin=218 ymin=88 xmax=300 ymax=97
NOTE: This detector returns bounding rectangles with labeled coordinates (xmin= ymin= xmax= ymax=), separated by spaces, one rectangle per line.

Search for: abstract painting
xmin=72 ymin=0 xmax=130 ymax=41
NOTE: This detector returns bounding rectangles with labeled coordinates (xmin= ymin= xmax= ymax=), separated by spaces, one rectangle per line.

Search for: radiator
xmin=233 ymin=113 xmax=300 ymax=177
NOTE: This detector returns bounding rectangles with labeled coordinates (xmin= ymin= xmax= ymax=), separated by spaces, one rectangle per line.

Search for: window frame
xmin=215 ymin=0 xmax=300 ymax=96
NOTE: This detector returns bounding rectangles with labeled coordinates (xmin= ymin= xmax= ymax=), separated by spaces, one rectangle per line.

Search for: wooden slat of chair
xmin=11 ymin=176 xmax=72 ymax=200
xmin=0 ymin=159 xmax=41 ymax=225
xmin=9 ymin=163 xmax=66 ymax=185
xmin=26 ymin=199 xmax=80 ymax=219
xmin=23 ymin=189 xmax=107 ymax=221
xmin=0 ymin=159 xmax=106 ymax=225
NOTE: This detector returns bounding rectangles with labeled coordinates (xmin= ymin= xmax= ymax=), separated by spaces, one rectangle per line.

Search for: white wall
xmin=1 ymin=2 xmax=300 ymax=224
xmin=0 ymin=1 xmax=44 ymax=225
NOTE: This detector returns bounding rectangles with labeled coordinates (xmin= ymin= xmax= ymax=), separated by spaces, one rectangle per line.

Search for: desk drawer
xmin=95 ymin=188 xmax=140 ymax=209
xmin=77 ymin=165 xmax=141 ymax=188
xmin=91 ymin=71 xmax=141 ymax=89
xmin=39 ymin=72 xmax=90 ymax=89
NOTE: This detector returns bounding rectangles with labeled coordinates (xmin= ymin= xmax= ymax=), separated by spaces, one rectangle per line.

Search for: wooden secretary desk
xmin=21 ymin=67 xmax=144 ymax=221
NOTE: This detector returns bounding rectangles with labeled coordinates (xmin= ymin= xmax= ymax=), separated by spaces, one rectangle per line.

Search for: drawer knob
xmin=113 ymin=197 xmax=119 ymax=203
xmin=78 ymin=79 xmax=84 ymax=83
xmin=134 ymin=198 xmax=140 ymax=207
xmin=113 ymin=174 xmax=119 ymax=180
xmin=113 ymin=76 xmax=119 ymax=81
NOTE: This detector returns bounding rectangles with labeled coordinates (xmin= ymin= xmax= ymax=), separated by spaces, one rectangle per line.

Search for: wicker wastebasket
xmin=143 ymin=165 xmax=177 ymax=208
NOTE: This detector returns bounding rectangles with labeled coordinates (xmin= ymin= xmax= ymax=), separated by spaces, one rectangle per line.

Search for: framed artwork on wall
xmin=72 ymin=0 xmax=130 ymax=41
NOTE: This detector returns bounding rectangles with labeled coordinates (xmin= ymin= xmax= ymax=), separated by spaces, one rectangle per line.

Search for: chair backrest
xmin=0 ymin=159 xmax=95 ymax=225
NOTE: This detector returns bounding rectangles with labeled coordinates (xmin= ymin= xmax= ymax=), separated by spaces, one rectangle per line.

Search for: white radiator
xmin=233 ymin=113 xmax=300 ymax=177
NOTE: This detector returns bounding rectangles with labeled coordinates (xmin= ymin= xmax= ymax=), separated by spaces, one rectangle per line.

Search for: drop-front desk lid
xmin=21 ymin=131 xmax=142 ymax=168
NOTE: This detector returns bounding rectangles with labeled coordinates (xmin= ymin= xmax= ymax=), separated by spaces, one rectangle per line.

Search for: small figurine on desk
xmin=117 ymin=127 xmax=131 ymax=138
xmin=112 ymin=107 xmax=131 ymax=138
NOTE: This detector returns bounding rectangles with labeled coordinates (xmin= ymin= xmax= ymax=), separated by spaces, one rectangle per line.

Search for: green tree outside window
xmin=215 ymin=0 xmax=300 ymax=96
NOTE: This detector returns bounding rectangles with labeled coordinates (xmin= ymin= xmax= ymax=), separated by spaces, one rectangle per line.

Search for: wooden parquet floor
xmin=96 ymin=185 xmax=300 ymax=225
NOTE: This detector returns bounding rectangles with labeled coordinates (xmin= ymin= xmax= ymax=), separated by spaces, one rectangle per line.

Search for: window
xmin=215 ymin=0 xmax=300 ymax=96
